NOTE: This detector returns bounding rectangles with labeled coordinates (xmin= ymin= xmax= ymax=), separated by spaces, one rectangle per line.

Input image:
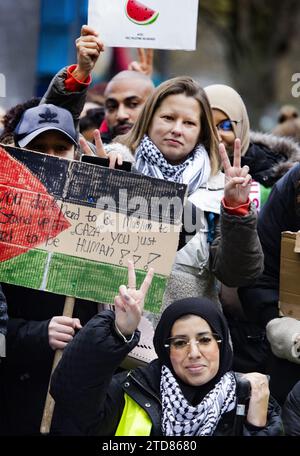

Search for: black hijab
xmin=153 ymin=297 xmax=233 ymax=405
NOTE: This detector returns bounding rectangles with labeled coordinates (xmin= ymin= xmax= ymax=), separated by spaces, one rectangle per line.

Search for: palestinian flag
xmin=0 ymin=145 xmax=186 ymax=313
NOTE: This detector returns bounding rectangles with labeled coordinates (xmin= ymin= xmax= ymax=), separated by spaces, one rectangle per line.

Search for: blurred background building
xmin=0 ymin=0 xmax=299 ymax=129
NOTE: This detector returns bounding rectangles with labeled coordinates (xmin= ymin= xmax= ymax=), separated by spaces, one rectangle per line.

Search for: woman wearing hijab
xmin=204 ymin=84 xmax=300 ymax=211
xmin=50 ymin=261 xmax=282 ymax=436
xmin=204 ymin=84 xmax=300 ymax=376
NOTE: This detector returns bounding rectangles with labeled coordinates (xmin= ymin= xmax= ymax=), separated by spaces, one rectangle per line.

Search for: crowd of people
xmin=1 ymin=23 xmax=300 ymax=437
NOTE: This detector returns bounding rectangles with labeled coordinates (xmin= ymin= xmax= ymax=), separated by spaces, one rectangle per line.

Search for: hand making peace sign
xmin=114 ymin=261 xmax=154 ymax=337
xmin=79 ymin=129 xmax=124 ymax=169
xmin=219 ymin=138 xmax=252 ymax=207
xmin=128 ymin=48 xmax=154 ymax=77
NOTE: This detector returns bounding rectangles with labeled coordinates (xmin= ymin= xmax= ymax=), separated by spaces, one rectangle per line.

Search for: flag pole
xmin=40 ymin=295 xmax=75 ymax=435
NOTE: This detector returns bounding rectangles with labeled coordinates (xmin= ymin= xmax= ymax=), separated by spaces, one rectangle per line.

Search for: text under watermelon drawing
xmin=0 ymin=145 xmax=187 ymax=313
xmin=88 ymin=0 xmax=199 ymax=50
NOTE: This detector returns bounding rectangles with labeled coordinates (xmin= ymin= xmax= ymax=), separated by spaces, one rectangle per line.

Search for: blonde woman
xmin=98 ymin=77 xmax=263 ymax=322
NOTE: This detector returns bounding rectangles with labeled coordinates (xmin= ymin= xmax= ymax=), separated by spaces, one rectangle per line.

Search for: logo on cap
xmin=38 ymin=108 xmax=59 ymax=124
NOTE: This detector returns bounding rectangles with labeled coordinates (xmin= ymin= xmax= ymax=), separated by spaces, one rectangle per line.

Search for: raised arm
xmin=50 ymin=262 xmax=154 ymax=434
xmin=40 ymin=25 xmax=103 ymax=127
xmin=210 ymin=139 xmax=264 ymax=286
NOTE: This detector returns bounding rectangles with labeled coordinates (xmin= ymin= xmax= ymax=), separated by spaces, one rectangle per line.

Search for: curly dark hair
xmin=0 ymin=97 xmax=41 ymax=144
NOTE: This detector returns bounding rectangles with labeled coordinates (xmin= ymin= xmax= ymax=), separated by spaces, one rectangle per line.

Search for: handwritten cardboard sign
xmin=88 ymin=0 xmax=199 ymax=50
xmin=0 ymin=145 xmax=186 ymax=313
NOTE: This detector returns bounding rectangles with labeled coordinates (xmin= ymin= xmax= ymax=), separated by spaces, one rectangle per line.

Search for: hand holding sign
xmin=73 ymin=25 xmax=104 ymax=81
xmin=48 ymin=315 xmax=82 ymax=350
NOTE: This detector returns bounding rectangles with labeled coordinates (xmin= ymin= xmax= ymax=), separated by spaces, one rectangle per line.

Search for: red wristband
xmin=222 ymin=197 xmax=250 ymax=216
xmin=64 ymin=65 xmax=92 ymax=92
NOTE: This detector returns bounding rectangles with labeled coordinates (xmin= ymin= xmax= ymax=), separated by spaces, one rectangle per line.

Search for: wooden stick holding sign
xmin=40 ymin=296 xmax=75 ymax=435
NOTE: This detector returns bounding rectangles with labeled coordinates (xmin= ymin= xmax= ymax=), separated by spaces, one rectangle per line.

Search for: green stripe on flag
xmin=46 ymin=253 xmax=166 ymax=314
xmin=0 ymin=249 xmax=48 ymax=288
xmin=0 ymin=249 xmax=167 ymax=314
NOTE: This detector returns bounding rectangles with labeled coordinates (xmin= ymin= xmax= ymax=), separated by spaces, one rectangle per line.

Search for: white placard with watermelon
xmin=88 ymin=0 xmax=199 ymax=50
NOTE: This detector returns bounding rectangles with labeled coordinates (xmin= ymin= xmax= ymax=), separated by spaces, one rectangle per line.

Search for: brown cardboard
xmin=279 ymin=231 xmax=300 ymax=319
xmin=0 ymin=144 xmax=187 ymax=313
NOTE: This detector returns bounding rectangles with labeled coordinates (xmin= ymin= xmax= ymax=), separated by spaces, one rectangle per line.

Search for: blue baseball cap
xmin=14 ymin=104 xmax=78 ymax=148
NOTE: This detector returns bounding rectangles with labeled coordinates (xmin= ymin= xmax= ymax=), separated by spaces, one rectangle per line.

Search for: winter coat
xmin=239 ymin=163 xmax=300 ymax=327
xmin=155 ymin=179 xmax=263 ymax=326
xmin=40 ymin=67 xmax=88 ymax=130
xmin=91 ymin=137 xmax=263 ymax=330
xmin=238 ymin=163 xmax=300 ymax=404
xmin=50 ymin=310 xmax=283 ymax=436
xmin=244 ymin=131 xmax=300 ymax=187
xmin=0 ymin=284 xmax=97 ymax=435
xmin=218 ymin=133 xmax=300 ymax=374
xmin=98 ymin=144 xmax=263 ymax=322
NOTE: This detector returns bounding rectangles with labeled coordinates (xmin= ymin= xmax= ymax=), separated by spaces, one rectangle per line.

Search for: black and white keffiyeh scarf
xmin=135 ymin=135 xmax=211 ymax=195
xmin=160 ymin=365 xmax=236 ymax=436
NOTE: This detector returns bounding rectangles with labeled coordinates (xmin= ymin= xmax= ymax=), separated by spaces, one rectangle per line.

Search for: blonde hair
xmin=117 ymin=76 xmax=220 ymax=175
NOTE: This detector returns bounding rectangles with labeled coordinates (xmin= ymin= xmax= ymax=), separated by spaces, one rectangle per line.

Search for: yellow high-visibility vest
xmin=115 ymin=393 xmax=152 ymax=436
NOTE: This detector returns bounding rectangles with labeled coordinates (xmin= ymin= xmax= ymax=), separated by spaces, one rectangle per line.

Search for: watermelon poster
xmin=0 ymin=145 xmax=186 ymax=313
xmin=88 ymin=0 xmax=199 ymax=50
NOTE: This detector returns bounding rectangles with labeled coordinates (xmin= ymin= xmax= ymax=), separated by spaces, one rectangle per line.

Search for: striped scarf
xmin=135 ymin=135 xmax=211 ymax=195
xmin=161 ymin=365 xmax=236 ymax=436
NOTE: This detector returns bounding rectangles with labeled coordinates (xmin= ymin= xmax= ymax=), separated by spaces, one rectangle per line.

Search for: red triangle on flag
xmin=0 ymin=146 xmax=71 ymax=262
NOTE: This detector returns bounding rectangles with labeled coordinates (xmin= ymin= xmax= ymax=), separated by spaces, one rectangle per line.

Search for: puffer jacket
xmin=40 ymin=66 xmax=88 ymax=130
xmin=243 ymin=131 xmax=300 ymax=187
xmin=239 ymin=163 xmax=300 ymax=328
xmin=50 ymin=311 xmax=283 ymax=436
xmin=238 ymin=163 xmax=300 ymax=405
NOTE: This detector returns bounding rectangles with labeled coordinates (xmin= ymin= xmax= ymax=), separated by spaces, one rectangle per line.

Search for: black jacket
xmin=0 ymin=284 xmax=97 ymax=435
xmin=244 ymin=131 xmax=300 ymax=187
xmin=51 ymin=311 xmax=282 ymax=436
xmin=239 ymin=163 xmax=300 ymax=327
xmin=238 ymin=163 xmax=300 ymax=404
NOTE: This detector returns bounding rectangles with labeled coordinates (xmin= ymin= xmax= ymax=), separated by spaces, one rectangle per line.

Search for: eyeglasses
xmin=164 ymin=333 xmax=222 ymax=351
xmin=216 ymin=119 xmax=240 ymax=132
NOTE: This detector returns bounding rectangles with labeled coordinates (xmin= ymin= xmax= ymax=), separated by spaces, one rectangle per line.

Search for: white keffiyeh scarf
xmin=161 ymin=365 xmax=236 ymax=436
xmin=135 ymin=135 xmax=211 ymax=195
